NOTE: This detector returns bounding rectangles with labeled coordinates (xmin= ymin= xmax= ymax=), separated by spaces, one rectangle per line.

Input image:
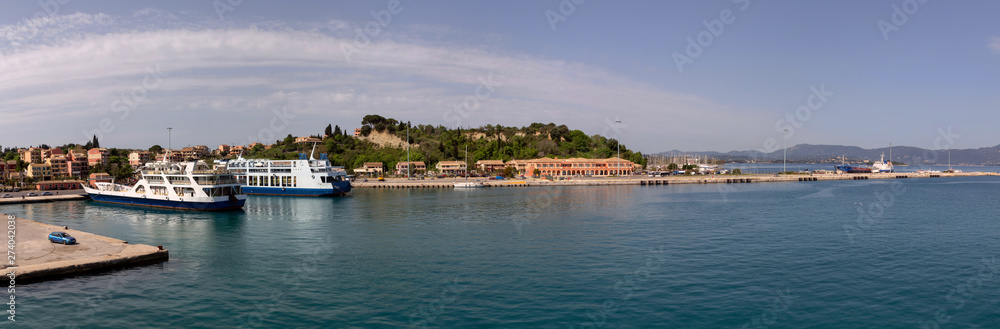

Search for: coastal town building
xmin=353 ymin=162 xmax=385 ymax=176
xmin=67 ymin=158 xmax=89 ymax=178
xmin=87 ymin=148 xmax=109 ymax=166
xmin=229 ymin=145 xmax=246 ymax=157
xmin=35 ymin=180 xmax=83 ymax=191
xmin=26 ymin=163 xmax=53 ymax=181
xmin=23 ymin=147 xmax=43 ymax=164
xmin=179 ymin=146 xmax=210 ymax=159
xmin=395 ymin=161 xmax=426 ymax=175
xmin=436 ymin=161 xmax=467 ymax=175
xmin=522 ymin=157 xmax=637 ymax=177
xmin=354 ymin=128 xmax=362 ymax=137
xmin=45 ymin=155 xmax=69 ymax=177
xmin=474 ymin=160 xmax=506 ymax=173
xmin=88 ymin=173 xmax=112 ymax=187
xmin=218 ymin=144 xmax=231 ymax=155
xmin=156 ymin=151 xmax=184 ymax=162
xmin=294 ymin=136 xmax=323 ymax=144
xmin=129 ymin=151 xmax=151 ymax=167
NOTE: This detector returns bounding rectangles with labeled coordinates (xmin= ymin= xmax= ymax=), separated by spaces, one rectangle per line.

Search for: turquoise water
xmin=4 ymin=176 xmax=1000 ymax=328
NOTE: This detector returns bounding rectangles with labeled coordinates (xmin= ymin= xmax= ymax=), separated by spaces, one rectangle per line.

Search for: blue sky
xmin=1 ymin=0 xmax=998 ymax=153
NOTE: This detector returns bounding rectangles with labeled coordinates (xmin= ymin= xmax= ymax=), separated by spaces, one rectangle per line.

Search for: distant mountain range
xmin=654 ymin=144 xmax=1000 ymax=166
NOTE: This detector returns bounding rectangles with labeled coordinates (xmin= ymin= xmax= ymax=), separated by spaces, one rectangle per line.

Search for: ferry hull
xmin=88 ymin=193 xmax=246 ymax=211
xmin=242 ymin=182 xmax=352 ymax=197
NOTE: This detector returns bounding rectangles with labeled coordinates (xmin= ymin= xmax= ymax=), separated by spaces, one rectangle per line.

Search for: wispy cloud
xmin=0 ymin=11 xmax=767 ymax=149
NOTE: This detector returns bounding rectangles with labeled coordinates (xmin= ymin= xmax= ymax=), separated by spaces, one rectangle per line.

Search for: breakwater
xmin=353 ymin=172 xmax=998 ymax=189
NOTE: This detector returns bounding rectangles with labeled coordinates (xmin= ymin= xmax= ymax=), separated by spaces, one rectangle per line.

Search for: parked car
xmin=1 ymin=194 xmax=11 ymax=198
xmin=41 ymin=192 xmax=53 ymax=196
xmin=26 ymin=192 xmax=38 ymax=197
xmin=12 ymin=188 xmax=19 ymax=192
xmin=48 ymin=232 xmax=76 ymax=245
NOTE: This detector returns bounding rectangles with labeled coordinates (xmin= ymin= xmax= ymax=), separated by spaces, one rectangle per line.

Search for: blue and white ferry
xmin=83 ymin=160 xmax=247 ymax=211
xmin=221 ymin=151 xmax=351 ymax=197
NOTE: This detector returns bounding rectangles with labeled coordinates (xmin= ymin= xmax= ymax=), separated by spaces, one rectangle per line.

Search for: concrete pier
xmin=0 ymin=213 xmax=168 ymax=283
xmin=352 ymin=171 xmax=998 ymax=189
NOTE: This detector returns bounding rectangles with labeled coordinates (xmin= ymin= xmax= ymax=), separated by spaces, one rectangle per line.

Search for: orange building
xmin=522 ymin=157 xmax=636 ymax=177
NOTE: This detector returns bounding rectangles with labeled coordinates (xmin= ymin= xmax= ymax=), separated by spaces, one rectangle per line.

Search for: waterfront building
xmin=436 ymin=161 xmax=467 ymax=175
xmin=88 ymin=173 xmax=112 ymax=187
xmin=218 ymin=145 xmax=231 ymax=155
xmin=395 ymin=161 xmax=426 ymax=175
xmin=523 ymin=157 xmax=637 ymax=177
xmin=353 ymin=162 xmax=385 ymax=176
xmin=67 ymin=158 xmax=89 ymax=178
xmin=475 ymin=160 xmax=506 ymax=173
xmin=45 ymin=155 xmax=69 ymax=177
xmin=35 ymin=180 xmax=83 ymax=190
xmin=26 ymin=163 xmax=53 ymax=181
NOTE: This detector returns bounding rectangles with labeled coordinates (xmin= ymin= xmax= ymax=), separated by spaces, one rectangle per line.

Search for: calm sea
xmin=4 ymin=176 xmax=1000 ymax=328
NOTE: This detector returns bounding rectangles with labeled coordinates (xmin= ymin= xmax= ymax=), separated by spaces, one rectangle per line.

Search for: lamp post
xmin=782 ymin=128 xmax=788 ymax=174
xmin=406 ymin=121 xmax=410 ymax=179
xmin=167 ymin=127 xmax=172 ymax=152
xmin=615 ymin=120 xmax=621 ymax=176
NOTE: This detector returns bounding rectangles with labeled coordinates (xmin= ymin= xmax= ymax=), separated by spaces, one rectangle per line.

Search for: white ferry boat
xmin=222 ymin=151 xmax=351 ymax=197
xmin=83 ymin=160 xmax=247 ymax=211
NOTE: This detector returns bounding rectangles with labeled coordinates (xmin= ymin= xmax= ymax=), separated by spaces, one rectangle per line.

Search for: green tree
xmin=667 ymin=163 xmax=678 ymax=170
xmin=325 ymin=124 xmax=333 ymax=136
xmin=92 ymin=135 xmax=100 ymax=148
xmin=149 ymin=145 xmax=163 ymax=154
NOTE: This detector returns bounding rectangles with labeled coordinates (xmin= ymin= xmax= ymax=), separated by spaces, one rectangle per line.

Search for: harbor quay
xmin=351 ymin=171 xmax=999 ymax=189
xmin=0 ymin=190 xmax=89 ymax=205
xmin=1 ymin=213 xmax=168 ymax=283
